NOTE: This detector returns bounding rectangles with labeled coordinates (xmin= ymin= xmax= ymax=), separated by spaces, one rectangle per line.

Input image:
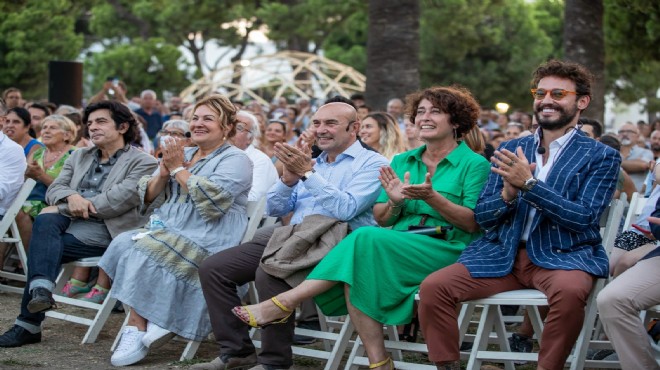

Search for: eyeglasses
xmin=159 ymin=130 xmax=187 ymax=138
xmin=235 ymin=125 xmax=248 ymax=133
xmin=617 ymin=129 xmax=638 ymax=135
xmin=530 ymin=88 xmax=577 ymax=101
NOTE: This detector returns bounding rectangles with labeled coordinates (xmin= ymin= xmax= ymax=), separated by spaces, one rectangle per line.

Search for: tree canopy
xmin=0 ymin=0 xmax=656 ymax=121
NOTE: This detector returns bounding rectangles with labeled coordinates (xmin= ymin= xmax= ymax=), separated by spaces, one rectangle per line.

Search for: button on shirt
xmin=521 ymin=128 xmax=578 ymax=241
xmin=266 ymin=140 xmax=389 ymax=230
xmin=65 ymin=147 xmax=127 ymax=247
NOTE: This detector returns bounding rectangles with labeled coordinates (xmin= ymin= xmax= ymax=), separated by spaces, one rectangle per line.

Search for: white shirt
xmin=0 ymin=132 xmax=27 ymax=216
xmin=245 ymin=144 xmax=278 ymax=202
xmin=522 ymin=127 xmax=578 ymax=240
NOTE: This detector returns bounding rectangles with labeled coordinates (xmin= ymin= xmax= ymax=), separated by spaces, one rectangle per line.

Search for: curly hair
xmin=41 ymin=115 xmax=78 ymax=145
xmin=404 ymin=85 xmax=480 ymax=139
xmin=193 ymin=94 xmax=238 ymax=138
xmin=364 ymin=112 xmax=406 ymax=159
xmin=83 ymin=100 xmax=138 ymax=144
xmin=531 ymin=59 xmax=593 ymax=97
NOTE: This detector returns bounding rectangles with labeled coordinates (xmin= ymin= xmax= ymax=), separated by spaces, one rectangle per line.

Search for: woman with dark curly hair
xmin=231 ymin=86 xmax=490 ymax=370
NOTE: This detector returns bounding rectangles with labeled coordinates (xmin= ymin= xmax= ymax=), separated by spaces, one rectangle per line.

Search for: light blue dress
xmin=99 ymin=143 xmax=253 ymax=340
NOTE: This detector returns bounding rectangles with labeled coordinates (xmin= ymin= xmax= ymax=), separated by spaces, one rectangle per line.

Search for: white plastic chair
xmin=622 ymin=192 xmax=647 ymax=231
xmin=464 ymin=196 xmax=626 ymax=370
xmin=0 ymin=179 xmax=36 ymax=294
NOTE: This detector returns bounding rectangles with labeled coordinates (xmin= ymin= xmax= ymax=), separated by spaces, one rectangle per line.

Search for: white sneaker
xmin=142 ymin=322 xmax=176 ymax=349
xmin=111 ymin=326 xmax=148 ymax=366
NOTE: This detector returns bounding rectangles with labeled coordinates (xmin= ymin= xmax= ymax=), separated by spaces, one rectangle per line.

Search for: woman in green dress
xmin=17 ymin=114 xmax=77 ymax=252
xmin=233 ymin=86 xmax=491 ymax=370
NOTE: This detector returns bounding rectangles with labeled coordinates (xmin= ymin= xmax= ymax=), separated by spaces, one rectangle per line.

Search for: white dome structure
xmin=180 ymin=51 xmax=365 ymax=105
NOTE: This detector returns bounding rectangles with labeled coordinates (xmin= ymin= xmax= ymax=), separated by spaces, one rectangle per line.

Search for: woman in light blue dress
xmin=100 ymin=94 xmax=253 ymax=367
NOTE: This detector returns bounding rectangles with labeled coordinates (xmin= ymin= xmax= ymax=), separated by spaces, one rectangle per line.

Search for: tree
xmin=605 ymin=0 xmax=660 ymax=123
xmin=88 ymin=0 xmax=253 ymax=78
xmin=0 ymin=0 xmax=84 ymax=99
xmin=366 ymin=0 xmax=420 ymax=110
xmin=85 ymin=38 xmax=191 ymax=98
xmin=564 ymin=0 xmax=605 ymax=123
xmin=420 ymin=0 xmax=555 ymax=112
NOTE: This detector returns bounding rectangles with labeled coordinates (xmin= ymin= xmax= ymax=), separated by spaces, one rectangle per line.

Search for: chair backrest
xmin=600 ymin=194 xmax=627 ymax=255
xmin=0 ymin=179 xmax=36 ymax=236
xmin=622 ymin=192 xmax=647 ymax=231
xmin=241 ymin=197 xmax=268 ymax=243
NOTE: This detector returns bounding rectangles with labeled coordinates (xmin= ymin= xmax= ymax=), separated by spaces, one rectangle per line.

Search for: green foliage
xmin=420 ymin=0 xmax=557 ymax=111
xmin=322 ymin=9 xmax=368 ymax=73
xmin=85 ymin=38 xmax=191 ymax=98
xmin=0 ymin=0 xmax=83 ymax=99
xmin=256 ymin=0 xmax=363 ymax=51
xmin=605 ymin=0 xmax=660 ymax=117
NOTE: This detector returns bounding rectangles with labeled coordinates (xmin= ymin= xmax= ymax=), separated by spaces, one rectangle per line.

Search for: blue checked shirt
xmin=266 ymin=140 xmax=390 ymax=230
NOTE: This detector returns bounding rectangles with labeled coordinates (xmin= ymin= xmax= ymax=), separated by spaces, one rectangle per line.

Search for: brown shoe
xmin=190 ymin=353 xmax=257 ymax=370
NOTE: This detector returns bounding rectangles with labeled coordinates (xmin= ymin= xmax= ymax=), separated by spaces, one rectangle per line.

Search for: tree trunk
xmin=366 ymin=0 xmax=420 ymax=110
xmin=564 ymin=0 xmax=605 ymax=124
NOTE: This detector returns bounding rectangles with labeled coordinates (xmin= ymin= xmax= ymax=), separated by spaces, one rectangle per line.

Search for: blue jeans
xmin=17 ymin=213 xmax=106 ymax=328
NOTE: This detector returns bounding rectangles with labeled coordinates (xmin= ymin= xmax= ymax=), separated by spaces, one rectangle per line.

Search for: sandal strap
xmin=271 ymin=296 xmax=293 ymax=313
xmin=369 ymin=357 xmax=392 ymax=369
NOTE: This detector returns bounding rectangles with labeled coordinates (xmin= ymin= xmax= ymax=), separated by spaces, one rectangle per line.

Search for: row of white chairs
xmin=2 ymin=184 xmax=657 ymax=368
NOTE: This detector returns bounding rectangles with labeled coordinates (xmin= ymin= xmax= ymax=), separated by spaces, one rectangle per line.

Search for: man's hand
xmin=274 ymin=142 xmax=313 ymax=179
xmin=491 ymin=147 xmax=536 ymax=189
xmin=66 ymin=194 xmax=97 ymax=219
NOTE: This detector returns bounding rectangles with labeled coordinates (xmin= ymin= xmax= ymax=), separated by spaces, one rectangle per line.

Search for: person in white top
xmin=232 ymin=110 xmax=278 ymax=202
xmin=0 ymin=130 xmax=27 ymax=218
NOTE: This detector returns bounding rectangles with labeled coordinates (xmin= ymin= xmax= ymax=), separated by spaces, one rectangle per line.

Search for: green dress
xmin=308 ymin=141 xmax=490 ymax=324
xmin=22 ymin=146 xmax=74 ymax=218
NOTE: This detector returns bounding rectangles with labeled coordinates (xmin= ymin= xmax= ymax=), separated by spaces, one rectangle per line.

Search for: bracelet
xmin=502 ymin=193 xmax=517 ymax=208
xmin=170 ymin=166 xmax=186 ymax=178
xmin=389 ymin=199 xmax=405 ymax=208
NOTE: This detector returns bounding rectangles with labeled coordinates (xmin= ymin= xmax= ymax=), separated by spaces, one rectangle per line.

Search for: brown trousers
xmin=418 ymin=249 xmax=594 ymax=370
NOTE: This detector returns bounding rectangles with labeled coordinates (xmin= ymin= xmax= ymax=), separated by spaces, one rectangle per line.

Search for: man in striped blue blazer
xmin=418 ymin=60 xmax=621 ymax=370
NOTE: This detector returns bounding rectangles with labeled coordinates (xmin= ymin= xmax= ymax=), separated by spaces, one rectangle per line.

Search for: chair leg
xmin=180 ymin=340 xmax=201 ymax=361
xmin=82 ymin=296 xmax=118 ymax=344
xmin=324 ymin=316 xmax=354 ymax=370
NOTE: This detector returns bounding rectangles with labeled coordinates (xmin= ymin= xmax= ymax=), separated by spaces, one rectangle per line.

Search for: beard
xmin=652 ymin=144 xmax=660 ymax=152
xmin=620 ymin=138 xmax=632 ymax=146
xmin=534 ymin=103 xmax=579 ymax=131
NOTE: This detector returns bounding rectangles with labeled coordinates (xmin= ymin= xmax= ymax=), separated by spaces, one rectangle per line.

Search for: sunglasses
xmin=530 ymin=88 xmax=577 ymax=101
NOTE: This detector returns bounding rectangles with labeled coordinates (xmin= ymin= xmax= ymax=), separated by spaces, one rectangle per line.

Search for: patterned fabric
xmin=22 ymin=146 xmax=73 ymax=218
xmin=459 ymin=130 xmax=621 ymax=278
xmin=133 ymin=228 xmax=211 ymax=288
xmin=99 ymin=143 xmax=252 ymax=341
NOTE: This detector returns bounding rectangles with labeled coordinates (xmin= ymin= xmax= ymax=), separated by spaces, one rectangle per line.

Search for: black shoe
xmin=0 ymin=325 xmax=41 ymax=347
xmin=293 ymin=320 xmax=321 ymax=345
xmin=27 ymin=287 xmax=55 ymax=314
xmin=508 ymin=333 xmax=533 ymax=353
xmin=112 ymin=300 xmax=125 ymax=314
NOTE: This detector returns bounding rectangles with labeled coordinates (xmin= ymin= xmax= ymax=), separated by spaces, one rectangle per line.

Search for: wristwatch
xmin=301 ymin=169 xmax=316 ymax=181
xmin=521 ymin=177 xmax=538 ymax=192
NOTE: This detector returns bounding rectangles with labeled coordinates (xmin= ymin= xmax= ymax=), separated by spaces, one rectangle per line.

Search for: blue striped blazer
xmin=458 ymin=130 xmax=621 ymax=278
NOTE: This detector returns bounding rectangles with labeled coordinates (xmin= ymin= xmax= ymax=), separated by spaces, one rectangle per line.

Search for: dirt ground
xmin=0 ymin=290 xmax=323 ymax=370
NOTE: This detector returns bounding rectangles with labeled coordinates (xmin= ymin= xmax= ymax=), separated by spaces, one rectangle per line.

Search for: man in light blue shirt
xmin=195 ymin=102 xmax=388 ymax=370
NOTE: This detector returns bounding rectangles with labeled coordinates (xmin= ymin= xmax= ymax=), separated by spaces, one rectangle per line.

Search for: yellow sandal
xmin=369 ymin=357 xmax=394 ymax=369
xmin=232 ymin=296 xmax=293 ymax=328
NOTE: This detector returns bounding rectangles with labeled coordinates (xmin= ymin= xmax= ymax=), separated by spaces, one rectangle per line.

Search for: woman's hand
xmin=161 ymin=136 xmax=185 ymax=171
xmin=157 ymin=160 xmax=170 ymax=179
xmin=401 ymin=172 xmax=437 ymax=201
xmin=25 ymin=160 xmax=46 ymax=181
xmin=379 ymin=166 xmax=406 ymax=205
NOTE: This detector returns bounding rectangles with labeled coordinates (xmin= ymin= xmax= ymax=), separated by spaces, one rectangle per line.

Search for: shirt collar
xmin=534 ymin=126 xmax=578 ymax=150
xmin=93 ymin=144 xmax=130 ymax=165
xmin=316 ymin=140 xmax=362 ymax=164
xmin=406 ymin=141 xmax=469 ymax=166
